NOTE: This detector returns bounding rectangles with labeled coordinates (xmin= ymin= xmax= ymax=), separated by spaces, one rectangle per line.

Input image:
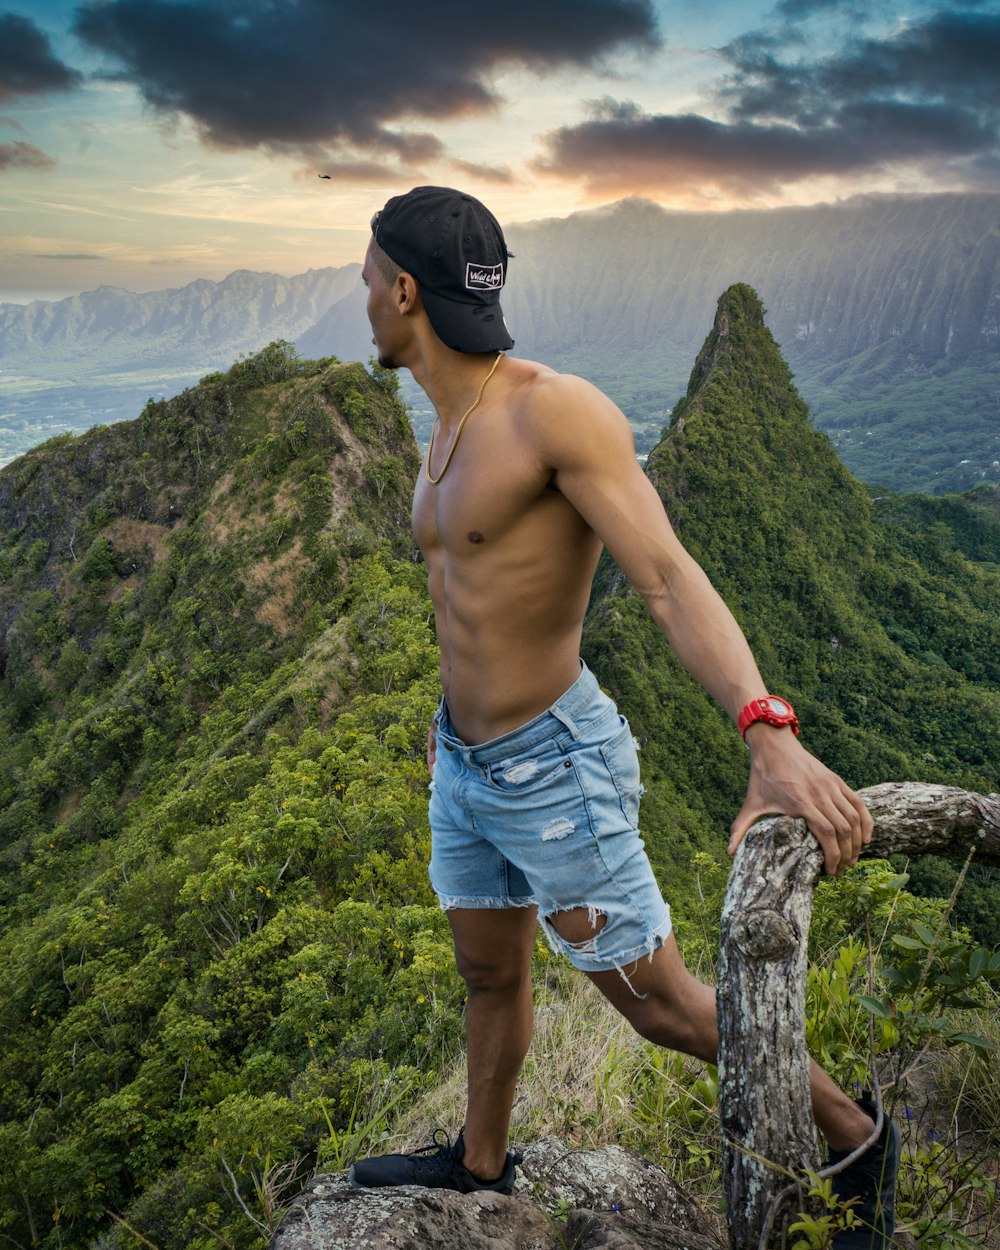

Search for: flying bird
xmin=318 ymin=174 xmax=331 ymax=179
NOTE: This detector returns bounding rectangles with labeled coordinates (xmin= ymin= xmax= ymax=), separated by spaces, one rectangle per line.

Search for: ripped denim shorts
xmin=428 ymin=661 xmax=672 ymax=977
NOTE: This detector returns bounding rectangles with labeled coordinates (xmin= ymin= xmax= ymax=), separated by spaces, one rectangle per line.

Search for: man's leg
xmin=547 ymin=911 xmax=873 ymax=1152
xmin=446 ymin=905 xmax=539 ymax=1181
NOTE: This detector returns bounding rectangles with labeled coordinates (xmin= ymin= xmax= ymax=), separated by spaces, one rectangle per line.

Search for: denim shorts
xmin=428 ymin=662 xmax=672 ymax=977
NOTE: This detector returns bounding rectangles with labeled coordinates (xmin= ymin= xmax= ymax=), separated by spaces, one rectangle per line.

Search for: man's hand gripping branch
xmin=729 ymin=724 xmax=873 ymax=875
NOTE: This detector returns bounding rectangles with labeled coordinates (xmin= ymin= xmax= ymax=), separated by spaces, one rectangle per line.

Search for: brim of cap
xmin=420 ymin=288 xmax=514 ymax=353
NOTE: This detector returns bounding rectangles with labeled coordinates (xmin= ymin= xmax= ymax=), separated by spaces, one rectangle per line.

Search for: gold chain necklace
xmin=425 ymin=352 xmax=503 ymax=484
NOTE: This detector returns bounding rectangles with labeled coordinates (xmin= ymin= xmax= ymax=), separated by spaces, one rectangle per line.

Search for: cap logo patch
xmin=466 ymin=262 xmax=503 ymax=290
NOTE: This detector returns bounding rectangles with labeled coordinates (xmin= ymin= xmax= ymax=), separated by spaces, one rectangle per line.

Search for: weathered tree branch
xmin=718 ymin=816 xmax=822 ymax=1249
xmin=853 ymin=782 xmax=1000 ymax=864
xmin=717 ymin=782 xmax=1000 ymax=1249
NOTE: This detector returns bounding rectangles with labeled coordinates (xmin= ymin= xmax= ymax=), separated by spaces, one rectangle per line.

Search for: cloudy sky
xmin=2 ymin=0 xmax=999 ymax=301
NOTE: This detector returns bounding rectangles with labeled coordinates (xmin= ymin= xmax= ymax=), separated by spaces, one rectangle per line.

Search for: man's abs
xmin=438 ymin=626 xmax=585 ymax=746
xmin=417 ymin=506 xmax=602 ymax=744
xmin=412 ymin=365 xmax=604 ymax=743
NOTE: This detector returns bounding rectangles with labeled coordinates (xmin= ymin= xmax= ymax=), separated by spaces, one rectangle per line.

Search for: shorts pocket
xmin=599 ymin=718 xmax=642 ymax=826
xmin=485 ymin=743 xmax=572 ymax=795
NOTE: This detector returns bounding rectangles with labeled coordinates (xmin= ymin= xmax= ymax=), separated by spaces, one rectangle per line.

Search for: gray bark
xmin=717 ymin=781 xmax=1000 ymax=1249
xmin=854 ymin=782 xmax=1000 ymax=863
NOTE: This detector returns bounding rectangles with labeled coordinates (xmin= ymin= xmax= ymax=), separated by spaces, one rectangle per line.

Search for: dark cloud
xmin=450 ymin=158 xmax=518 ymax=184
xmin=534 ymin=99 xmax=878 ymax=196
xmin=535 ymin=9 xmax=1000 ymax=197
xmin=0 ymin=12 xmax=81 ymax=101
xmin=33 ymin=252 xmax=102 ymax=260
xmin=73 ymin=0 xmax=659 ymax=164
xmin=0 ymin=140 xmax=57 ymax=171
xmin=724 ymin=9 xmax=1000 ymax=121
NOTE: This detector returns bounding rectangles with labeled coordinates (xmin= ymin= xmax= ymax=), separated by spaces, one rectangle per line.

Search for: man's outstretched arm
xmin=527 ymin=374 xmax=872 ymax=875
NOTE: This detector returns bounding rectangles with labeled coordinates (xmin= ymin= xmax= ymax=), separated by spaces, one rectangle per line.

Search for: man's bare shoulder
xmin=504 ymin=359 xmax=635 ymax=464
xmin=505 ymin=358 xmax=610 ymax=403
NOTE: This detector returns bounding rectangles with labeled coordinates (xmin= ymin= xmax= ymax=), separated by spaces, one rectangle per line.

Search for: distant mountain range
xmin=500 ymin=193 xmax=1000 ymax=493
xmin=0 ymin=265 xmax=359 ymax=366
xmin=2 ymin=193 xmax=998 ymax=493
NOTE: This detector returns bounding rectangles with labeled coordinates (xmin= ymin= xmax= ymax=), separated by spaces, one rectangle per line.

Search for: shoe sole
xmin=346 ymin=1165 xmax=516 ymax=1197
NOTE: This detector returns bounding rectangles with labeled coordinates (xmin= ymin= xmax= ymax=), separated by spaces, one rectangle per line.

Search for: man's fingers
xmin=730 ymin=799 xmax=841 ymax=865
xmin=846 ymin=786 xmax=874 ymax=842
xmin=830 ymin=796 xmax=861 ymax=864
xmin=829 ymin=785 xmax=873 ymax=866
xmin=730 ymin=782 xmax=871 ymax=876
xmin=798 ymin=809 xmax=843 ymax=875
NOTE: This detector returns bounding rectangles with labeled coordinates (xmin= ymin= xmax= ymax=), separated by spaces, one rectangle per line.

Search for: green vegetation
xmin=0 ymin=319 xmax=998 ymax=1248
xmin=811 ymin=352 xmax=1000 ymax=496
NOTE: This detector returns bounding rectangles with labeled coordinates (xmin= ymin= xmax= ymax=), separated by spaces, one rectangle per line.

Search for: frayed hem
xmin=615 ymin=961 xmax=650 ymax=1000
xmin=545 ymin=910 xmax=673 ymax=995
xmin=608 ymin=914 xmax=673 ymax=972
xmin=438 ymin=895 xmax=538 ymax=911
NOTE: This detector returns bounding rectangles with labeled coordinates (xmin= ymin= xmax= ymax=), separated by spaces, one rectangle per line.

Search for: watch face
xmin=765 ymin=697 xmax=790 ymax=716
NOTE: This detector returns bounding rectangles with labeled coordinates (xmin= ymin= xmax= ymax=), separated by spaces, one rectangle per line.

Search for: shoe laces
xmin=407 ymin=1129 xmax=457 ymax=1179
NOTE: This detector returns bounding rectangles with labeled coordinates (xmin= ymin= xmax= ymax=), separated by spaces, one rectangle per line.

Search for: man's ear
xmin=395 ymin=271 xmax=420 ymax=315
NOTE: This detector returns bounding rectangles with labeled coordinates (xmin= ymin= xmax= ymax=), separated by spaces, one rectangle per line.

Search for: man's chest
xmin=412 ymin=433 xmax=558 ymax=556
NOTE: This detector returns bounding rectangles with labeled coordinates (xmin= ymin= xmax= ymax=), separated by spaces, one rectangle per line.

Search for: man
xmin=350 ymin=186 xmax=899 ymax=1247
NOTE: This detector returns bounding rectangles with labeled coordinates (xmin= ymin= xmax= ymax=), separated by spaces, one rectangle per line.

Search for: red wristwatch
xmin=738 ymin=695 xmax=799 ymax=740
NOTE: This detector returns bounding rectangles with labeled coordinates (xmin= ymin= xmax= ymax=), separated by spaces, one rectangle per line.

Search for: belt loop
xmin=549 ymin=706 xmax=580 ymax=740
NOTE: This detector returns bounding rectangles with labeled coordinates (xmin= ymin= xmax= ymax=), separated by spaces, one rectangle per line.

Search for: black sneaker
xmin=829 ymin=1098 xmax=901 ymax=1247
xmin=349 ymin=1129 xmax=520 ymax=1195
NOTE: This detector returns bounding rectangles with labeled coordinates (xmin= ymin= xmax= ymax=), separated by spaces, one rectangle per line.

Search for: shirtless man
xmin=350 ymin=187 xmax=899 ymax=1247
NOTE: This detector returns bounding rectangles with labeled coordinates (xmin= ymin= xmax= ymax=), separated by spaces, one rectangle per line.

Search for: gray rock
xmin=269 ymin=1137 xmax=724 ymax=1250
xmin=267 ymin=1170 xmax=555 ymax=1249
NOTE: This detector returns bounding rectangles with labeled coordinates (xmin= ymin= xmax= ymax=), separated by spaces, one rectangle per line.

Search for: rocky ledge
xmin=268 ymin=1135 xmax=724 ymax=1249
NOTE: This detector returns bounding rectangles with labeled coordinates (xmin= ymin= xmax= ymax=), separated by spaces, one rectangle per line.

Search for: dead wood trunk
xmin=717 ymin=781 xmax=1000 ymax=1249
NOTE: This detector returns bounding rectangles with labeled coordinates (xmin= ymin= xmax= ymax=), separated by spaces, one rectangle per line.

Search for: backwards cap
xmin=372 ymin=186 xmax=514 ymax=353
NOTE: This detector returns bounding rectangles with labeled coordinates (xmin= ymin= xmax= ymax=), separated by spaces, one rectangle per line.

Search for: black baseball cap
xmin=371 ymin=186 xmax=514 ymax=353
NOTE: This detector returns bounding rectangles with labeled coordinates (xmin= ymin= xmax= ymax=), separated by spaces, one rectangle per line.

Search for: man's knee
xmin=583 ymin=938 xmax=719 ymax=1060
xmin=447 ymin=906 xmax=537 ymax=994
xmin=628 ymin=994 xmax=696 ymax=1048
xmin=454 ymin=947 xmax=529 ymax=994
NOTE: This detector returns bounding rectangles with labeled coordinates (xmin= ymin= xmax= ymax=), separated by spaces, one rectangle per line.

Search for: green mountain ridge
xmin=0 ymin=343 xmax=419 ymax=889
xmin=0 ymin=303 xmax=997 ymax=1247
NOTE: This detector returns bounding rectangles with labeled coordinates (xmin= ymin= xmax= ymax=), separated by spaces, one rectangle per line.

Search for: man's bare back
xmin=413 ymin=356 xmax=604 ymax=744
